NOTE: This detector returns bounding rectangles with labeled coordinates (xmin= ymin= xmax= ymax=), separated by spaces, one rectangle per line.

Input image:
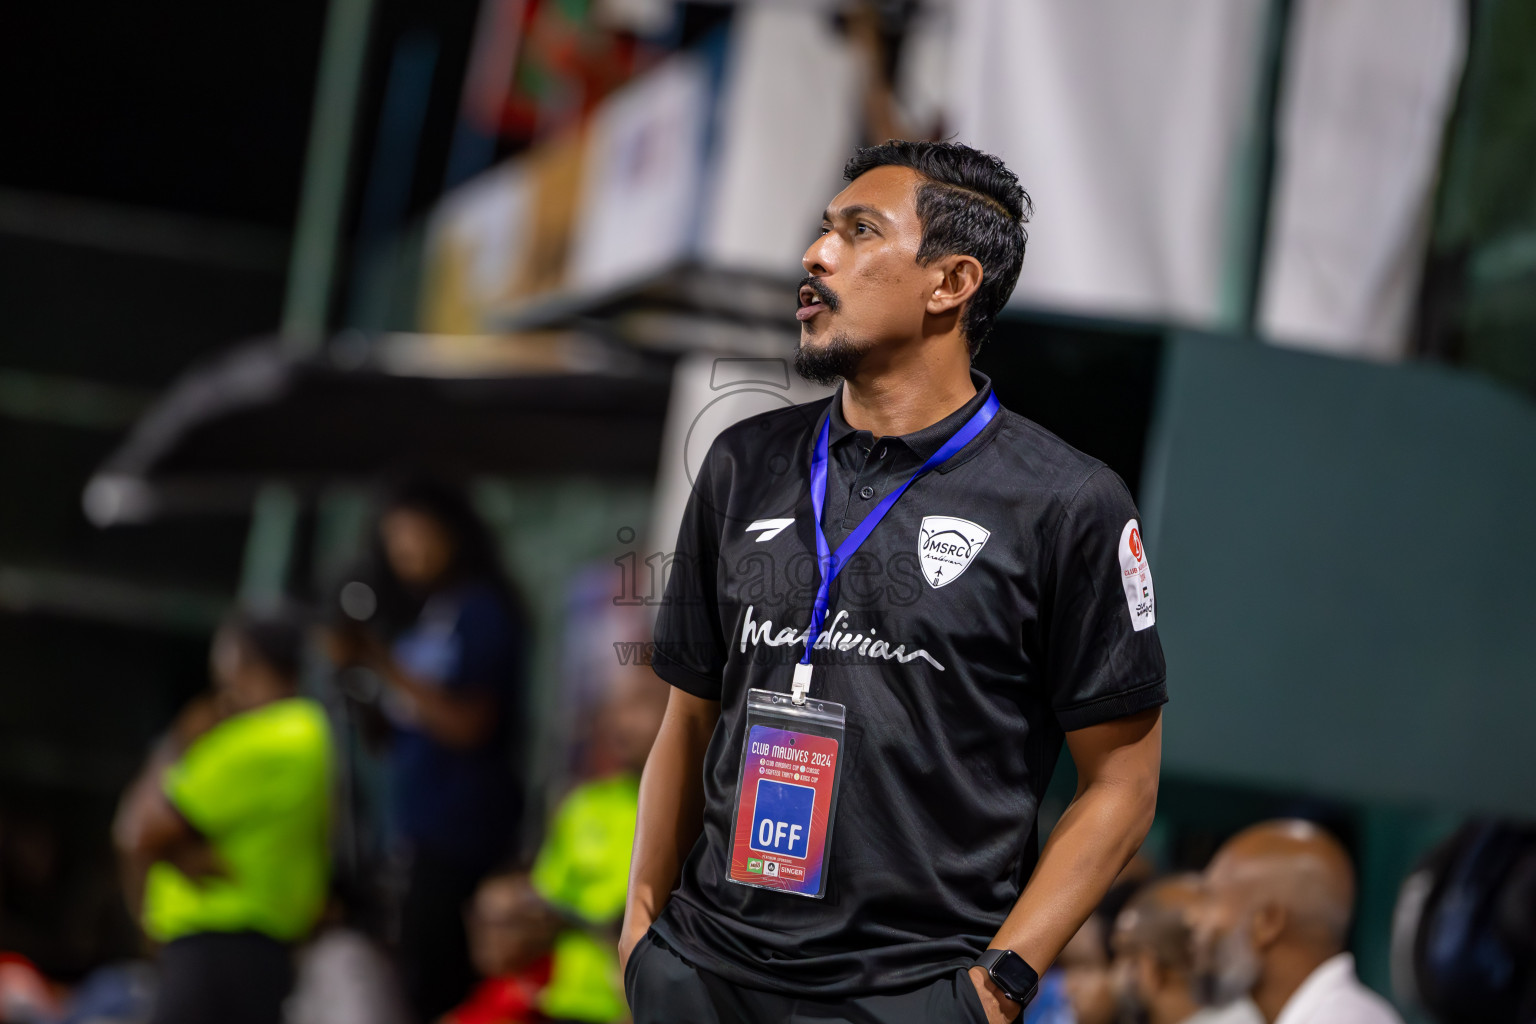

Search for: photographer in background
xmin=113 ymin=607 xmax=333 ymax=1024
xmin=324 ymin=480 xmax=530 ymax=1023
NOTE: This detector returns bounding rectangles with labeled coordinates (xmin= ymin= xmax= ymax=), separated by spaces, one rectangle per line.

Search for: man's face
xmin=466 ymin=875 xmax=559 ymax=978
xmin=380 ymin=507 xmax=454 ymax=589
xmin=795 ymin=165 xmax=937 ymax=384
xmin=597 ymin=674 xmax=669 ymax=774
xmin=1187 ymin=859 xmax=1263 ymax=1007
xmin=1059 ymin=916 xmax=1119 ymax=1024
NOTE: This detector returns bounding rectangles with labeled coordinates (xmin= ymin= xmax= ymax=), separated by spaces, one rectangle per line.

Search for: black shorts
xmin=151 ymin=931 xmax=294 ymax=1024
xmin=625 ymin=930 xmax=989 ymax=1024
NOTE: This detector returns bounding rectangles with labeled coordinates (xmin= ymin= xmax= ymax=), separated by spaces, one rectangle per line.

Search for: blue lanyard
xmin=792 ymin=390 xmax=1001 ymax=702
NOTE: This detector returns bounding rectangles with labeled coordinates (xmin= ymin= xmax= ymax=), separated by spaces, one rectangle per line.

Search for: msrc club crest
xmin=918 ymin=516 xmax=991 ymax=589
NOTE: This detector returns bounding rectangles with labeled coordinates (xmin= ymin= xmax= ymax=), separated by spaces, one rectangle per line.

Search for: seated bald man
xmin=1112 ymin=875 xmax=1262 ymax=1024
xmin=1187 ymin=821 xmax=1403 ymax=1024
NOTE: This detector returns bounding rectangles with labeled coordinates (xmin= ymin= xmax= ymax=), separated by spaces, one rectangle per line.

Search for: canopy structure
xmin=84 ymin=333 xmax=672 ymax=526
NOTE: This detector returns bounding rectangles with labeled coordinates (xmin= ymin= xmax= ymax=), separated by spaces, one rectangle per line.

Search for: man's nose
xmin=802 ymin=233 xmax=834 ymax=277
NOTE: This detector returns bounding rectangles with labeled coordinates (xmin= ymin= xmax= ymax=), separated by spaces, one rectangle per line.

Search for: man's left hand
xmin=968 ymin=965 xmax=1021 ymax=1023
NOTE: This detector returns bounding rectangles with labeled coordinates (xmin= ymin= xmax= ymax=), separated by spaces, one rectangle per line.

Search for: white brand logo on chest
xmin=918 ymin=516 xmax=991 ymax=588
xmin=745 ymin=518 xmax=795 ymax=542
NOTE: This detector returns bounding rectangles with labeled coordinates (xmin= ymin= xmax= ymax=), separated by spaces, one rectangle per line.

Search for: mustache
xmin=798 ymin=276 xmax=840 ymax=312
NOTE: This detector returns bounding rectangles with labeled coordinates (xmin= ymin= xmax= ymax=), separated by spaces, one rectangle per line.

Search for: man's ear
xmin=926 ymin=254 xmax=984 ymax=317
xmin=1250 ymin=901 xmax=1287 ymax=951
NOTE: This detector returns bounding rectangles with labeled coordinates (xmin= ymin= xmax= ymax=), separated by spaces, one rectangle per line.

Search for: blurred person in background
xmin=530 ymin=671 xmax=666 ymax=1024
xmin=1052 ymin=911 xmax=1116 ymax=1024
xmin=1187 ymin=821 xmax=1402 ymax=1024
xmin=113 ymin=608 xmax=333 ymax=1024
xmin=1389 ymin=819 xmax=1536 ymax=1024
xmin=324 ymin=480 xmax=530 ymax=1022
xmin=1112 ymin=875 xmax=1262 ymax=1024
xmin=442 ymin=871 xmax=560 ymax=1024
xmin=439 ymin=670 xmax=666 ymax=1024
xmin=1037 ymin=881 xmax=1143 ymax=1024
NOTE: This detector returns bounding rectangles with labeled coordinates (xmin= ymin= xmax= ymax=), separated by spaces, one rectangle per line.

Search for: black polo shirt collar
xmin=820 ymin=371 xmax=999 ymax=545
xmin=825 ymin=369 xmax=996 ymax=467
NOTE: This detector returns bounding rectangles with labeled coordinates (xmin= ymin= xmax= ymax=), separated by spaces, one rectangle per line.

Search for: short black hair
xmin=223 ymin=605 xmax=307 ymax=682
xmin=379 ymin=478 xmax=521 ymax=604
xmin=372 ymin=477 xmax=530 ymax=633
xmin=843 ymin=140 xmax=1031 ymax=354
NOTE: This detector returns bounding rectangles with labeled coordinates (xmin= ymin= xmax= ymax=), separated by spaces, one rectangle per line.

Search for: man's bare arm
xmin=619 ymin=687 xmax=720 ymax=970
xmin=970 ymin=708 xmax=1162 ymax=1021
xmin=324 ymin=628 xmax=499 ymax=750
xmin=112 ymin=698 xmax=225 ymax=919
xmin=372 ymin=654 xmax=498 ymax=749
xmin=113 ymin=770 xmax=220 ymax=919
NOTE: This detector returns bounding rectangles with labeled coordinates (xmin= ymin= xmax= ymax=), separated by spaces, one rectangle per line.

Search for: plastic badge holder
xmin=727 ymin=688 xmax=846 ymax=899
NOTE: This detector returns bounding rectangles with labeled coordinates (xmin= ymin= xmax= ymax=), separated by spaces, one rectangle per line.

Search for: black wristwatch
xmin=973 ymin=948 xmax=1039 ymax=1009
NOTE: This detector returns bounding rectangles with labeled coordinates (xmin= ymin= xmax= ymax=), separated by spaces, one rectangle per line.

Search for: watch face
xmin=990 ymin=950 xmax=1038 ymax=1003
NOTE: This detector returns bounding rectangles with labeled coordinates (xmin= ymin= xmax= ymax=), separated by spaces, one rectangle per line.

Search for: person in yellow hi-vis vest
xmin=114 ymin=608 xmax=333 ymax=1024
xmin=532 ymin=673 xmax=668 ymax=1023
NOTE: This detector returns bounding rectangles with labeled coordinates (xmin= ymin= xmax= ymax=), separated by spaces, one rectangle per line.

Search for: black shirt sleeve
xmin=652 ymin=443 xmax=727 ymax=701
xmin=1044 ymin=467 xmax=1168 ymax=731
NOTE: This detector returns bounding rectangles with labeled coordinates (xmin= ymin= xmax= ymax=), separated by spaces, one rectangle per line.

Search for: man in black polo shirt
xmin=621 ymin=141 xmax=1166 ymax=1023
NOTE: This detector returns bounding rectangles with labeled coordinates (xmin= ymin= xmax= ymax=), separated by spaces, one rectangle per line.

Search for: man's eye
xmin=855 ymin=223 xmax=873 ymax=235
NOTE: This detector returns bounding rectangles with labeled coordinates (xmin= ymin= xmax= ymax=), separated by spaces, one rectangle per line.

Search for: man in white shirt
xmin=1186 ymin=821 xmax=1403 ymax=1024
xmin=1112 ymin=874 xmax=1263 ymax=1024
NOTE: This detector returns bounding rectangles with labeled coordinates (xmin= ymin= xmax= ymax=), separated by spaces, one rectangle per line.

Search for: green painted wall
xmin=1132 ymin=335 xmax=1535 ymax=1010
xmin=1142 ymin=333 xmax=1536 ymax=817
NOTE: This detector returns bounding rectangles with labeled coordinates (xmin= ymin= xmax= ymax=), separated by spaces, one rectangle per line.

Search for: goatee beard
xmin=794 ymin=333 xmax=868 ymax=387
xmin=1193 ymin=927 xmax=1262 ymax=1007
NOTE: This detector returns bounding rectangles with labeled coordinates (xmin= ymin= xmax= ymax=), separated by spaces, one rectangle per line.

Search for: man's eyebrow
xmin=822 ymin=204 xmax=890 ymax=224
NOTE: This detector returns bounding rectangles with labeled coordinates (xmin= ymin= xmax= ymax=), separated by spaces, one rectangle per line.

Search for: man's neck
xmin=1253 ymin=946 xmax=1335 ymax=1023
xmin=840 ymin=341 xmax=976 ymax=439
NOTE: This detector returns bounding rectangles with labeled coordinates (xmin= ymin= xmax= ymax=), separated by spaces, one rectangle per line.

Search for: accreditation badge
xmin=727 ymin=688 xmax=846 ymax=899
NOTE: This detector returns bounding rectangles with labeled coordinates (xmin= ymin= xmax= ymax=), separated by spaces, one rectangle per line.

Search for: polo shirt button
xmin=860 ymin=486 xmax=874 ymax=499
